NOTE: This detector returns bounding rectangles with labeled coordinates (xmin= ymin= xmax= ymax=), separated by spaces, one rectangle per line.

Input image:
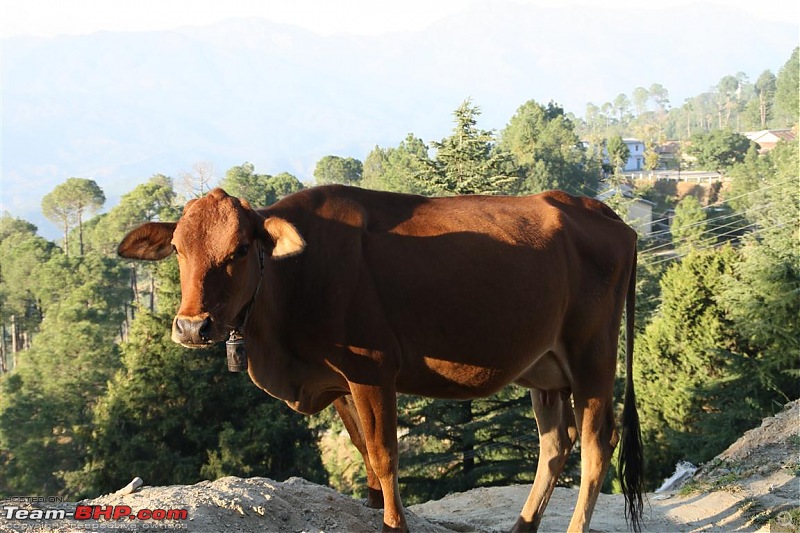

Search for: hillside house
xmin=655 ymin=140 xmax=681 ymax=169
xmin=596 ymin=184 xmax=654 ymax=237
xmin=622 ymin=138 xmax=646 ymax=171
xmin=602 ymin=138 xmax=646 ymax=172
xmin=741 ymin=129 xmax=797 ymax=153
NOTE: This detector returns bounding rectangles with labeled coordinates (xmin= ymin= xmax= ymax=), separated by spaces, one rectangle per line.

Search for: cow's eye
xmin=233 ymin=244 xmax=249 ymax=259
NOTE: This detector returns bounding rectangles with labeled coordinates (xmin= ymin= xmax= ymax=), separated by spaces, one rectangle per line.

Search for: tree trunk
xmin=78 ymin=213 xmax=84 ymax=256
xmin=461 ymin=400 xmax=475 ymax=483
xmin=150 ymin=273 xmax=155 ymax=312
xmin=131 ymin=267 xmax=140 ymax=304
xmin=0 ymin=323 xmax=6 ymax=373
xmin=63 ymin=220 xmax=70 ymax=257
xmin=10 ymin=315 xmax=18 ymax=354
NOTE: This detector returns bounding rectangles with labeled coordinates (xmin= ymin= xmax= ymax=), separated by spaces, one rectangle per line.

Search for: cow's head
xmin=118 ymin=188 xmax=305 ymax=347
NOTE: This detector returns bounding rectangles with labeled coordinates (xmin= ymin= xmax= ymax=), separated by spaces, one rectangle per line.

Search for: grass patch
xmin=678 ymin=471 xmax=743 ymax=496
xmin=766 ymin=507 xmax=800 ymax=532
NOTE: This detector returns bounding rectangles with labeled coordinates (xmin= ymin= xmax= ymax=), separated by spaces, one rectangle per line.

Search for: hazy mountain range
xmin=2 ymin=2 xmax=796 ymax=238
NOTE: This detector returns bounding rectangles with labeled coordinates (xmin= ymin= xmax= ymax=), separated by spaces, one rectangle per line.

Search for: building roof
xmin=596 ymin=184 xmax=655 ymax=205
xmin=741 ymin=129 xmax=797 ymax=145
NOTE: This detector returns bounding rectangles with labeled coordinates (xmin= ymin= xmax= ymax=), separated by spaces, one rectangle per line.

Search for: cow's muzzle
xmin=172 ymin=314 xmax=216 ymax=347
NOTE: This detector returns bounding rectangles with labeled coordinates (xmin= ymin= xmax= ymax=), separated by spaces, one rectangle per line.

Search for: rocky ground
xmin=1 ymin=401 xmax=797 ymax=533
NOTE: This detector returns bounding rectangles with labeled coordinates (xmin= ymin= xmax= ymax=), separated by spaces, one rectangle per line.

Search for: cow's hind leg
xmin=512 ymin=389 xmax=578 ymax=533
xmin=569 ymin=379 xmax=619 ymax=531
xmin=333 ymin=395 xmax=384 ymax=508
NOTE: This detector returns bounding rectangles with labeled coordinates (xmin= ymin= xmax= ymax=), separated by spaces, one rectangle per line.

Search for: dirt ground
xmin=1 ymin=401 xmax=797 ymax=533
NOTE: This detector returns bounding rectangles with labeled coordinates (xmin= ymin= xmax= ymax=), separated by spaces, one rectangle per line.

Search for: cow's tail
xmin=619 ymin=245 xmax=644 ymax=533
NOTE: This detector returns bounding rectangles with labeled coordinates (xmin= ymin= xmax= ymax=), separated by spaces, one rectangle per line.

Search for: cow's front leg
xmin=333 ymin=395 xmax=384 ymax=508
xmin=348 ymin=381 xmax=407 ymax=532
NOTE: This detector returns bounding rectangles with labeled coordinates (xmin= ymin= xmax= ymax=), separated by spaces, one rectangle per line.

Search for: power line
xmin=641 ymin=222 xmax=787 ymax=269
xmin=617 ymin=176 xmax=793 ymax=236
xmin=640 ymin=203 xmax=774 ymax=256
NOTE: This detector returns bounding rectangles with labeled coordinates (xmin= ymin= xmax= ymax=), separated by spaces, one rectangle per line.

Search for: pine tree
xmin=0 ymin=252 xmax=129 ymax=498
xmin=416 ymin=99 xmax=518 ymax=195
xmin=634 ymin=247 xmax=745 ymax=485
xmin=671 ymin=195 xmax=711 ymax=253
xmin=397 ymin=387 xmax=552 ymax=503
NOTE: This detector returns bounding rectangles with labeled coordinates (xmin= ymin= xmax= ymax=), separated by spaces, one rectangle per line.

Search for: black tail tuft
xmin=619 ymin=382 xmax=645 ymax=532
xmin=619 ymin=243 xmax=644 ymax=533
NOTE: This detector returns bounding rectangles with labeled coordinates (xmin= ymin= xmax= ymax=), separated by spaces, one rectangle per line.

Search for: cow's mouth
xmin=178 ymin=340 xmax=216 ymax=349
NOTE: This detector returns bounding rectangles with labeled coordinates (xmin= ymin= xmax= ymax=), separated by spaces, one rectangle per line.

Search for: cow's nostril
xmin=174 ymin=319 xmax=187 ymax=337
xmin=198 ymin=316 xmax=213 ymax=341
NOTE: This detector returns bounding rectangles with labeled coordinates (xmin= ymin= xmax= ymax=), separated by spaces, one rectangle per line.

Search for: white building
xmin=622 ymin=138 xmax=645 ymax=171
xmin=601 ymin=138 xmax=646 ymax=172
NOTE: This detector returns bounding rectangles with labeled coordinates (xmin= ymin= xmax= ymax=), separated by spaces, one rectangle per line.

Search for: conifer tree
xmin=416 ymin=99 xmax=518 ymax=195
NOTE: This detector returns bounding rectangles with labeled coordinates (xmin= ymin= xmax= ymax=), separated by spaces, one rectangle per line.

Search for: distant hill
xmin=1 ymin=2 xmax=795 ymax=238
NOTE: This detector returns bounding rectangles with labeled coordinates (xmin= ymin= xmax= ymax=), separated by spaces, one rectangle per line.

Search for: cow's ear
xmin=118 ymin=222 xmax=177 ymax=260
xmin=263 ymin=217 xmax=306 ymax=259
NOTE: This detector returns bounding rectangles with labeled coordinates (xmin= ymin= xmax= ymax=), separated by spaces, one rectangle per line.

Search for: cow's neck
xmin=225 ymin=246 xmax=267 ymax=372
xmin=243 ymin=307 xmax=299 ymax=405
xmin=242 ymin=292 xmax=346 ymax=415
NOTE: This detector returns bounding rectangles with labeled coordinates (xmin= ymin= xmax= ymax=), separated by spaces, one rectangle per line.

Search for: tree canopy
xmin=41 ymin=178 xmax=105 ymax=256
xmin=686 ymin=130 xmax=755 ymax=172
xmin=313 ymin=156 xmax=363 ymax=186
xmin=415 ymin=99 xmax=518 ymax=195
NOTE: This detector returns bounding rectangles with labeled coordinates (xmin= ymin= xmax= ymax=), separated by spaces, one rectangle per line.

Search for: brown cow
xmin=118 ymin=185 xmax=644 ymax=532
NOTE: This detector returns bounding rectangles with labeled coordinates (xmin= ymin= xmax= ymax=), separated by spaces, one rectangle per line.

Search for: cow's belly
xmin=396 ymin=346 xmax=566 ymax=399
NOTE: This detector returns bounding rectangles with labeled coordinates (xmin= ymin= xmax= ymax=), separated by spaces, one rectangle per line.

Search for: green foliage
xmin=753 ymin=70 xmax=777 ymax=128
xmin=85 ymin=175 xmax=179 ymax=256
xmin=606 ymin=135 xmax=631 ymax=175
xmin=312 ymin=406 xmax=366 ymax=498
xmin=1 ymin=175 xmax=323 ymax=499
xmin=0 ymin=227 xmax=54 ymax=333
xmin=1 ymin=75 xmax=797 ymax=505
xmin=718 ymin=140 xmax=799 ymax=396
xmin=77 ymin=310 xmax=326 ymax=495
xmin=774 ymin=47 xmax=799 ymax=126
xmin=0 ymin=214 xmax=37 ymax=242
xmin=219 ymin=164 xmax=304 ymax=207
xmin=362 ymin=134 xmax=431 ymax=194
xmin=635 ymin=247 xmax=745 ymax=485
xmin=219 ymin=162 xmax=266 ymax=204
xmin=500 ymin=100 xmax=599 ymax=195
xmin=0 ymin=251 xmax=128 ymax=498
xmin=578 ymin=47 xmax=796 ymax=142
xmin=686 ymin=130 xmax=755 ymax=172
xmin=635 ymin=140 xmax=799 ymax=489
xmin=671 ymin=195 xmax=711 ymax=253
xmin=314 ymin=155 xmax=363 ymax=186
xmin=724 ymin=146 xmax=772 ymax=212
xmin=263 ymin=172 xmax=304 ymax=203
xmin=416 ymin=99 xmax=519 ymax=195
xmin=396 ymin=387 xmax=570 ymax=504
xmin=41 ymin=178 xmax=106 ymax=256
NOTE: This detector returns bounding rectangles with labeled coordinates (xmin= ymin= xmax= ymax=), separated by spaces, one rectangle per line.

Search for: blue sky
xmin=2 ymin=0 xmax=797 ymax=38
